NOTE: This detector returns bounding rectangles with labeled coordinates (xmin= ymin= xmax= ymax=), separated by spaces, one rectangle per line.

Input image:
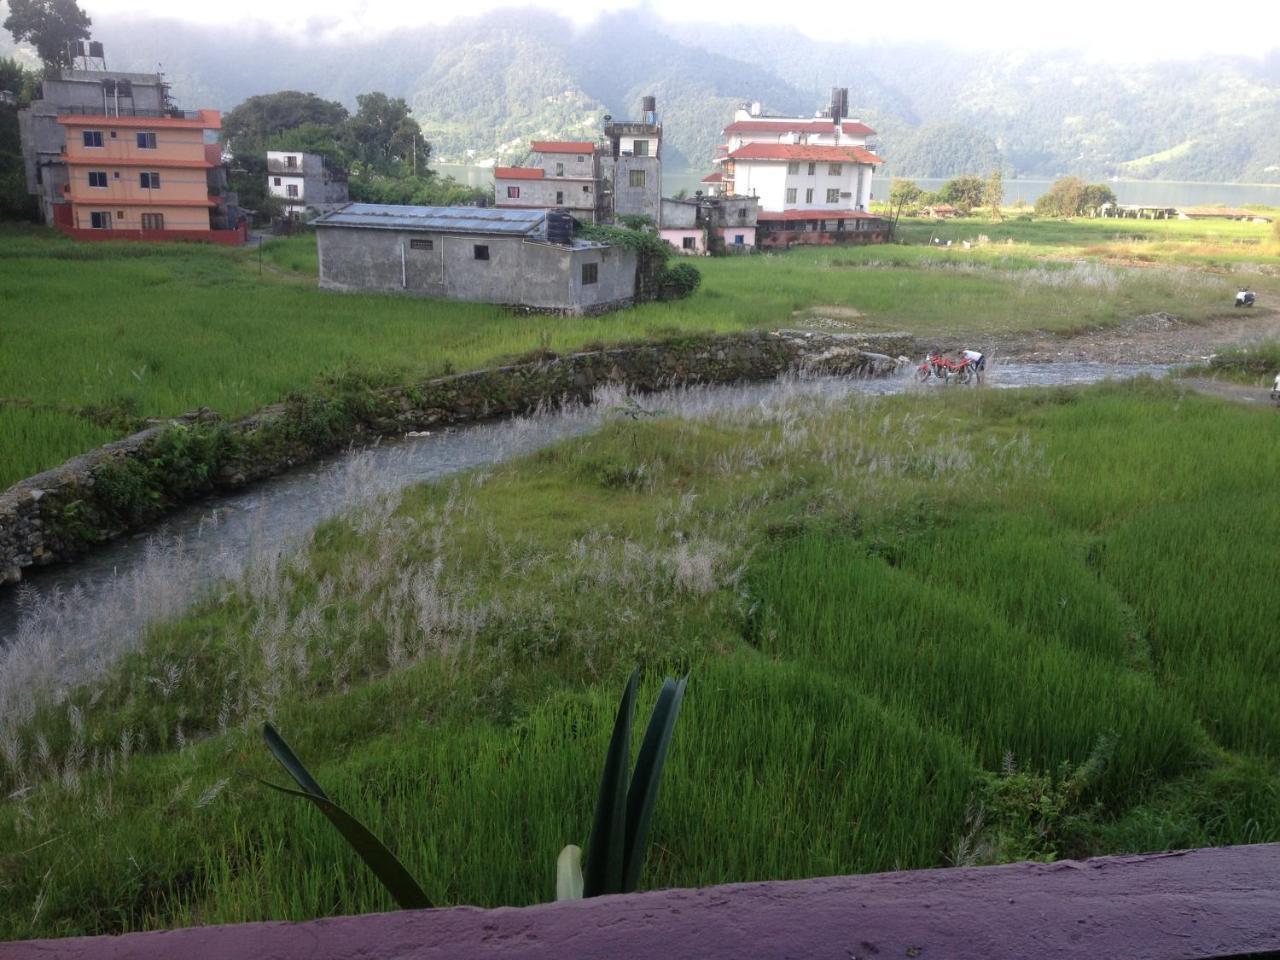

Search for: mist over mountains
xmin=5 ymin=7 xmax=1279 ymax=181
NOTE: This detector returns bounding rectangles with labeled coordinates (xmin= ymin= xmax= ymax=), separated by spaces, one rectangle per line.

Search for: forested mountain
xmin=3 ymin=7 xmax=1278 ymax=181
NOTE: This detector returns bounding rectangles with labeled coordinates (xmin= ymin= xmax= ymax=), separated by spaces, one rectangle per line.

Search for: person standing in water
xmin=961 ymin=348 xmax=986 ymax=384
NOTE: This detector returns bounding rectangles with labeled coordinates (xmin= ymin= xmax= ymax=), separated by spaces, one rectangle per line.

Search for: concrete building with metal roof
xmin=313 ymin=203 xmax=638 ymax=314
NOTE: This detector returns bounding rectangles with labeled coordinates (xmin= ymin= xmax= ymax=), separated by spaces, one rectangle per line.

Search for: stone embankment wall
xmin=0 ymin=331 xmax=913 ymax=584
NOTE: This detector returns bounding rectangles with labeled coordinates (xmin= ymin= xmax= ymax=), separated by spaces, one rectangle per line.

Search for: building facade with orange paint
xmin=19 ymin=65 xmax=245 ymax=243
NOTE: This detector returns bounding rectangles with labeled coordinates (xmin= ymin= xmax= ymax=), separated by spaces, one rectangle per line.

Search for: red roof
xmin=758 ymin=209 xmax=883 ymax=222
xmin=530 ymin=141 xmax=596 ymax=154
xmin=727 ymin=143 xmax=883 ymax=164
xmin=494 ymin=167 xmax=545 ymax=180
xmin=724 ymin=119 xmax=876 ymax=137
xmin=701 ymin=171 xmax=725 ymax=183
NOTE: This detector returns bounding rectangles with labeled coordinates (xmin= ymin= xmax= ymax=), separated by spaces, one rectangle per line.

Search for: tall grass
xmin=5 ymin=379 xmax=1280 ymax=938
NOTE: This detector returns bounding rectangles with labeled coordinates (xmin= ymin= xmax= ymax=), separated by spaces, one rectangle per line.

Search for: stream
xmin=0 ymin=361 xmax=1169 ymax=658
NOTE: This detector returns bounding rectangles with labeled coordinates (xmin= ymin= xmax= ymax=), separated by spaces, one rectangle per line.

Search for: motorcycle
xmin=916 ymin=352 xmax=975 ymax=385
xmin=1235 ymin=290 xmax=1256 ymax=308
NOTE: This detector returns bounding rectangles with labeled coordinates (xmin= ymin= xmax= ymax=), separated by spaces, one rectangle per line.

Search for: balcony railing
xmin=56 ymin=106 xmax=203 ymax=120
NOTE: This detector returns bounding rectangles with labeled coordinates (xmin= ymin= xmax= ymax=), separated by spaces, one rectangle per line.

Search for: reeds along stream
xmin=7 ymin=372 xmax=1280 ymax=938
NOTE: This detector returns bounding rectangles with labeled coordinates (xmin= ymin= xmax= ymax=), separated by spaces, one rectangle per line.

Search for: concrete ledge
xmin=7 ymin=844 xmax=1279 ymax=959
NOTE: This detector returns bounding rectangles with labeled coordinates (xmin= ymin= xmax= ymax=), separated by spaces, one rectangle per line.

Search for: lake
xmin=436 ymin=164 xmax=1280 ymax=209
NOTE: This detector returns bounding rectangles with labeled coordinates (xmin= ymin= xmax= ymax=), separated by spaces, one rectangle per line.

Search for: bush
xmin=659 ymin=262 xmax=701 ymax=300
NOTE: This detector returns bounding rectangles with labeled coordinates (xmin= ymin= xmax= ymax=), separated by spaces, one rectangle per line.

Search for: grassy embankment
xmin=2 ymin=218 xmax=1269 ymax=488
xmin=3 ymin=379 xmax=1280 ymax=939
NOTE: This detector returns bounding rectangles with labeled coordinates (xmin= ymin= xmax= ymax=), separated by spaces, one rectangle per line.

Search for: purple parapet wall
xmin=7 ymin=844 xmax=1280 ymax=959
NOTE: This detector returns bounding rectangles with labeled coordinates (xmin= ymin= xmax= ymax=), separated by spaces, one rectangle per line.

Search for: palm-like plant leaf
xmin=622 ymin=675 xmax=688 ymax=892
xmin=583 ymin=668 xmax=638 ymax=896
xmin=258 ymin=722 xmax=431 ymax=910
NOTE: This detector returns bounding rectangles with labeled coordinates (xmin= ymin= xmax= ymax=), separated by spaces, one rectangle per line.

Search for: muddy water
xmin=0 ymin=362 xmax=1168 ymax=648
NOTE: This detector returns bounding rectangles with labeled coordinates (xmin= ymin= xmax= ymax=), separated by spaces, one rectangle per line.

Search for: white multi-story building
xmin=705 ymin=90 xmax=888 ymax=247
xmin=267 ymin=151 xmax=348 ymax=216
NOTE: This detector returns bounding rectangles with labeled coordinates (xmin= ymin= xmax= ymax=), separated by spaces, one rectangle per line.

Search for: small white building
xmin=267 ymin=151 xmax=349 ymax=216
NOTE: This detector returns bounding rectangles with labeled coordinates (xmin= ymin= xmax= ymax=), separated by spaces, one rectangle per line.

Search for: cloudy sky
xmin=60 ymin=0 xmax=1280 ymax=59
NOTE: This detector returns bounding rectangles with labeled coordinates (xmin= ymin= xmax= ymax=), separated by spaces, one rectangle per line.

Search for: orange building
xmin=54 ymin=108 xmax=243 ymax=240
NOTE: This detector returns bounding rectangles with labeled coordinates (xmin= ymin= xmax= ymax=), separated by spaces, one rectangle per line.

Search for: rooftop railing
xmin=56 ymin=106 xmax=203 ymax=120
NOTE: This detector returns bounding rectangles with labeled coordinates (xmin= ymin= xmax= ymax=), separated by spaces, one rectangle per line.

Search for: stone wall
xmin=0 ymin=330 xmax=913 ymax=585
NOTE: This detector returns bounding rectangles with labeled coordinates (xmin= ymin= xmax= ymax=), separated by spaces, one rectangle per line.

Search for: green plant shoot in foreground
xmin=254 ymin=669 xmax=686 ymax=909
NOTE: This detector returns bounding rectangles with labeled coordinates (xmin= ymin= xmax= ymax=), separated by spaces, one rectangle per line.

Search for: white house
xmin=267 ymin=151 xmax=349 ymax=216
xmin=703 ymin=90 xmax=888 ymax=247
xmin=725 ymin=143 xmax=880 ymax=213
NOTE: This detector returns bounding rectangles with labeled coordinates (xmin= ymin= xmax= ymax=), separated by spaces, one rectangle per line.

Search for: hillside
xmin=3 ymin=9 xmax=1279 ymax=180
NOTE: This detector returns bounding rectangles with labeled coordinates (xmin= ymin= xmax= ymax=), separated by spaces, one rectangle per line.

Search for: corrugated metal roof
xmin=314 ymin=203 xmax=547 ymax=235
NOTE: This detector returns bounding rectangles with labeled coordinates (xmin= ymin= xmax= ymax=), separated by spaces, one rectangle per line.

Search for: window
xmin=273 ymin=177 xmax=282 ymax=186
xmin=286 ymin=155 xmax=297 ymax=168
xmin=410 ymin=238 xmax=433 ymax=250
xmin=785 ymin=187 xmax=797 ymax=204
xmin=629 ymin=169 xmax=646 ymax=188
xmin=738 ymin=207 xmax=747 ymax=218
xmin=786 ymin=162 xmax=799 ymax=175
xmin=734 ymin=234 xmax=745 ymax=245
xmin=286 ymin=184 xmax=299 ymax=198
xmin=583 ymin=185 xmax=591 ymax=193
xmin=576 ymin=154 xmax=585 ymax=162
xmin=110 ymin=130 xmax=118 ymax=138
xmin=556 ymin=162 xmax=564 ymax=176
xmin=507 ymin=185 xmax=520 ymax=199
xmin=807 ymin=162 xmax=816 ymax=176
xmin=556 ymin=191 xmax=564 ymax=204
xmin=633 ymin=140 xmax=649 ymax=157
xmin=136 ymin=131 xmax=157 ymax=149
xmin=829 ymin=163 xmax=842 ymax=176
xmin=112 ymin=171 xmax=120 ymax=179
xmin=88 ymin=171 xmax=108 ymax=188
xmin=826 ymin=188 xmax=840 ymax=203
xmin=141 ymin=212 xmax=165 ymax=230
xmin=582 ymin=262 xmax=598 ymax=284
xmin=139 ymin=171 xmax=161 ymax=189
xmin=682 ymin=236 xmax=696 ymax=250
xmin=116 ymin=210 xmax=124 ymax=219
xmin=805 ymin=188 xmax=814 ymax=203
xmin=82 ymin=130 xmax=103 ymax=148
xmin=89 ymin=211 xmax=111 ymax=229
xmin=474 ymin=244 xmax=490 ymax=261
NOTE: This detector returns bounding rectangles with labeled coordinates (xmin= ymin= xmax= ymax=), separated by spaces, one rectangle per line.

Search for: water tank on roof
xmin=642 ymin=95 xmax=657 ymax=125
xmin=546 ymin=209 xmax=574 ymax=246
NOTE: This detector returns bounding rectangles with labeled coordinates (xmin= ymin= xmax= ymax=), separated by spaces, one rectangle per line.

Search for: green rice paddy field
xmin=2 ymin=216 xmax=1274 ymax=489
xmin=4 ymin=379 xmax=1280 ymax=939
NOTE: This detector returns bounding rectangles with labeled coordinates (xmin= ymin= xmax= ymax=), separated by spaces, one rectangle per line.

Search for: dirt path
xmin=1178 ymin=378 xmax=1280 ymax=408
xmin=992 ymin=307 xmax=1280 ymax=365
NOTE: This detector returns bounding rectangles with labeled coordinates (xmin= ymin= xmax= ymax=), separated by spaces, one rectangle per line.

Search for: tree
xmin=888 ymin=178 xmax=922 ymax=237
xmin=1034 ymin=177 xmax=1116 ymax=218
xmin=3 ymin=0 xmax=91 ymax=69
xmin=984 ymin=169 xmax=1004 ymax=222
xmin=1034 ymin=177 xmax=1086 ymax=217
xmin=938 ymin=174 xmax=986 ymax=214
xmin=1079 ymin=183 xmax=1117 ymax=217
xmin=344 ymin=92 xmax=428 ymax=176
xmin=222 ymin=91 xmax=349 ymax=160
xmin=0 ymin=57 xmax=34 ymax=98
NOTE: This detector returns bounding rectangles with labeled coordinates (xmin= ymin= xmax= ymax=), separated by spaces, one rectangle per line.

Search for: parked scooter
xmin=1235 ymin=288 xmax=1256 ymax=308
